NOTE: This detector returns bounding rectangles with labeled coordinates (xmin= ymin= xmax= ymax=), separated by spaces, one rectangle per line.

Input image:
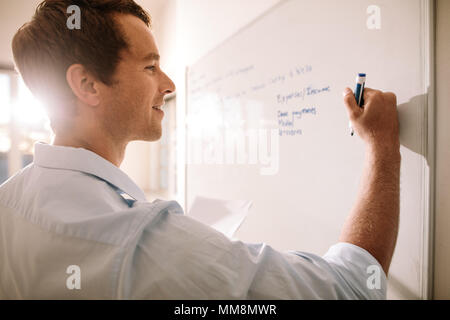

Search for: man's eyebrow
xmin=142 ymin=52 xmax=160 ymax=61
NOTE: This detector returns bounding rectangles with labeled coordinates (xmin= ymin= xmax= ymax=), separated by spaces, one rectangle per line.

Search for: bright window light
xmin=12 ymin=78 xmax=49 ymax=126
xmin=0 ymin=135 xmax=11 ymax=153
xmin=0 ymin=74 xmax=11 ymax=125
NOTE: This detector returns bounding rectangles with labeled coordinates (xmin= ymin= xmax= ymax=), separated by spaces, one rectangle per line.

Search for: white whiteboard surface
xmin=186 ymin=0 xmax=434 ymax=299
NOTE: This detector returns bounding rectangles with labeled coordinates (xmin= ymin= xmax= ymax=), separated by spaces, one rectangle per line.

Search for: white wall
xmin=175 ymin=0 xmax=281 ymax=66
xmin=434 ymin=0 xmax=450 ymax=300
xmin=0 ymin=0 xmax=42 ymax=65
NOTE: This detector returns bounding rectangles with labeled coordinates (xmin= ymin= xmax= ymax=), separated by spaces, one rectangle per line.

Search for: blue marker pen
xmin=350 ymin=73 xmax=366 ymax=136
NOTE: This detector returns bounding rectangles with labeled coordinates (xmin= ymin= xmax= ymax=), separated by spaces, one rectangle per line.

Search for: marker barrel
xmin=350 ymin=73 xmax=366 ymax=136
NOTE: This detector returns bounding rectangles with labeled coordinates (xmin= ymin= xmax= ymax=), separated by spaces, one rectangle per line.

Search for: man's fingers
xmin=362 ymin=87 xmax=377 ymax=101
xmin=363 ymin=87 xmax=385 ymax=104
xmin=342 ymin=87 xmax=360 ymax=120
xmin=384 ymin=92 xmax=397 ymax=106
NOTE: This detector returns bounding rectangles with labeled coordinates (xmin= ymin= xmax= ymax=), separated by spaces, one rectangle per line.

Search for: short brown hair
xmin=12 ymin=0 xmax=151 ymax=122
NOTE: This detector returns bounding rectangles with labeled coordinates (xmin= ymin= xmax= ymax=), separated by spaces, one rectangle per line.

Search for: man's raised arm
xmin=339 ymin=87 xmax=401 ymax=276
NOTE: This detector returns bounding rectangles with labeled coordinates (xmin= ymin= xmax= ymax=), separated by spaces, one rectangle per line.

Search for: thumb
xmin=342 ymin=87 xmax=360 ymax=121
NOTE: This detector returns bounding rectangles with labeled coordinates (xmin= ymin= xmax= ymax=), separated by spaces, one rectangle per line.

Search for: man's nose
xmin=161 ymin=72 xmax=176 ymax=95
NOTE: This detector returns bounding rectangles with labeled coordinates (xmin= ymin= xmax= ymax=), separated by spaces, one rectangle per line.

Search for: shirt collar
xmin=33 ymin=142 xmax=147 ymax=202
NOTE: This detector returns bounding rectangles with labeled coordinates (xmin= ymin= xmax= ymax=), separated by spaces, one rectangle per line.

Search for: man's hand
xmin=339 ymin=87 xmax=401 ymax=276
xmin=343 ymin=87 xmax=400 ymax=154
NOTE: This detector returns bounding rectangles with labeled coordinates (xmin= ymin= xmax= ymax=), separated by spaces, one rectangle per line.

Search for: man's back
xmin=0 ymin=143 xmax=386 ymax=299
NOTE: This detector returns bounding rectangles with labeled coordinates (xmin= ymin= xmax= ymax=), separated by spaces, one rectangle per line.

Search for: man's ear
xmin=66 ymin=64 xmax=101 ymax=106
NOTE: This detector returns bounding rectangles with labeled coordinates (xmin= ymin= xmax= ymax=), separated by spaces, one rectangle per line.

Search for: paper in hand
xmin=187 ymin=196 xmax=253 ymax=238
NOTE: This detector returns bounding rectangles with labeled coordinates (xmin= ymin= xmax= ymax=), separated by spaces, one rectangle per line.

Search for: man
xmin=0 ymin=0 xmax=400 ymax=299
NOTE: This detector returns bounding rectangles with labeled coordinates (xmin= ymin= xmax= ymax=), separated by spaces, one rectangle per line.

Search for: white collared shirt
xmin=0 ymin=142 xmax=386 ymax=299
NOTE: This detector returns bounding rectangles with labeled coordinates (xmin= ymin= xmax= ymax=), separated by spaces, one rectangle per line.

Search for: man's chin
xmin=144 ymin=129 xmax=163 ymax=142
xmin=129 ymin=124 xmax=162 ymax=142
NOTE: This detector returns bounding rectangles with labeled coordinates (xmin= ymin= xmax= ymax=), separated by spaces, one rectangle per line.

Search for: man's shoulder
xmin=0 ymin=164 xmax=133 ymax=238
xmin=0 ymin=163 xmax=124 ymax=209
xmin=0 ymin=164 xmax=187 ymax=246
xmin=0 ymin=162 xmax=35 ymax=203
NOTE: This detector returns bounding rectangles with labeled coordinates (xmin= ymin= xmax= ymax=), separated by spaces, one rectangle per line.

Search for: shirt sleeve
xmin=289 ymin=242 xmax=387 ymax=299
xmin=118 ymin=201 xmax=387 ymax=300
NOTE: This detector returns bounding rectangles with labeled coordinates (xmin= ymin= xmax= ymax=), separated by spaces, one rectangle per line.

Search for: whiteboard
xmin=186 ymin=0 xmax=434 ymax=299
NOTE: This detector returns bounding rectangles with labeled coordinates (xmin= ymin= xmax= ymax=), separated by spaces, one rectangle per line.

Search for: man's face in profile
xmin=98 ymin=14 xmax=175 ymax=142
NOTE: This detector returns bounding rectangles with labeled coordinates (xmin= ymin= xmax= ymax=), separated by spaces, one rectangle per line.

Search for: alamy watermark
xmin=66 ymin=265 xmax=81 ymax=290
xmin=66 ymin=5 xmax=81 ymax=30
xmin=188 ymin=128 xmax=279 ymax=176
xmin=366 ymin=265 xmax=381 ymax=290
xmin=367 ymin=5 xmax=381 ymax=30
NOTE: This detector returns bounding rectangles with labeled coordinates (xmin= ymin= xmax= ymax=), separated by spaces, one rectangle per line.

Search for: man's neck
xmin=52 ymin=134 xmax=128 ymax=167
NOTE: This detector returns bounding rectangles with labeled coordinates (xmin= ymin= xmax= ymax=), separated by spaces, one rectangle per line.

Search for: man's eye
xmin=146 ymin=66 xmax=156 ymax=71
